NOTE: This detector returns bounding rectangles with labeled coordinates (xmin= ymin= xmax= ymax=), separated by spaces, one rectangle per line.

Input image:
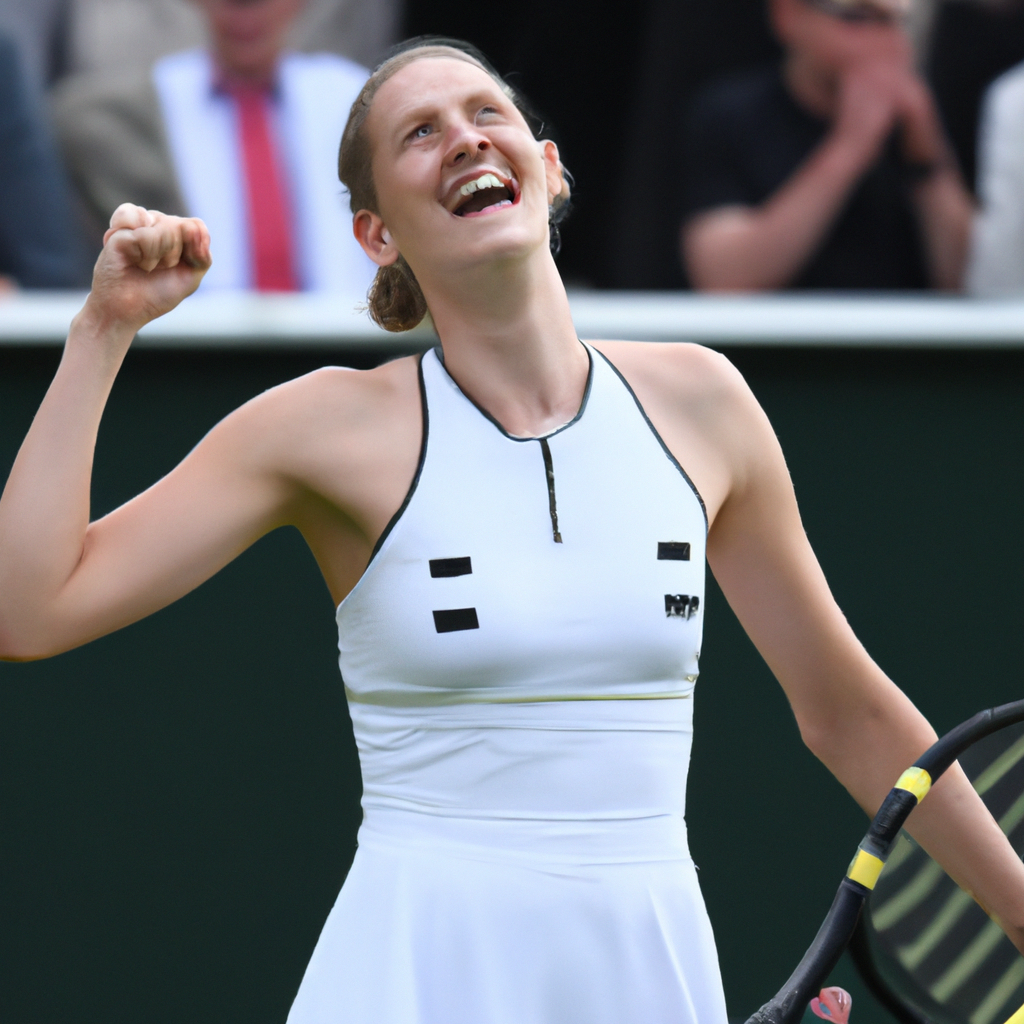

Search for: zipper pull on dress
xmin=539 ymin=438 xmax=563 ymax=543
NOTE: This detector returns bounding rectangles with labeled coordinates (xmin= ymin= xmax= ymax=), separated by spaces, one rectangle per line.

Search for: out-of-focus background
xmin=3 ymin=2 xmax=1024 ymax=1024
xmin=6 ymin=0 xmax=1024 ymax=292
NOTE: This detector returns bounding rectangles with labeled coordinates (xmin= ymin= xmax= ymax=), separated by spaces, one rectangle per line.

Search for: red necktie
xmin=228 ymin=83 xmax=299 ymax=292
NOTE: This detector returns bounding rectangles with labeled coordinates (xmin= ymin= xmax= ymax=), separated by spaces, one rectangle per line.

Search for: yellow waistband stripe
xmin=345 ymin=687 xmax=693 ymax=707
xmin=847 ymin=848 xmax=886 ymax=890
xmin=895 ymin=766 xmax=933 ymax=803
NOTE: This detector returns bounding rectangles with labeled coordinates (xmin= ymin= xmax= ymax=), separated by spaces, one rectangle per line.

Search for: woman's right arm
xmin=0 ymin=205 xmax=298 ymax=660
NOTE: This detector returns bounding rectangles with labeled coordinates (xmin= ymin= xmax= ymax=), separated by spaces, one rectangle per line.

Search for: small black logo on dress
xmin=658 ymin=542 xmax=691 ymax=561
xmin=430 ymin=557 xmax=472 ymax=578
xmin=433 ymin=608 xmax=480 ymax=633
xmin=665 ymin=594 xmax=700 ymax=619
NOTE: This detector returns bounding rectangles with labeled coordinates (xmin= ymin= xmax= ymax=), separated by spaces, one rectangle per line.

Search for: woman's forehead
xmin=370 ymin=57 xmax=510 ymax=132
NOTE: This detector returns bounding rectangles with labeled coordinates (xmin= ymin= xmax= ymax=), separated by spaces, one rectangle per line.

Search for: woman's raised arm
xmin=0 ymin=206 xmax=297 ymax=660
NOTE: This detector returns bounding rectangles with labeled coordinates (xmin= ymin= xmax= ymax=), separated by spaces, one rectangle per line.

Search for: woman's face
xmin=355 ymin=57 xmax=565 ymax=283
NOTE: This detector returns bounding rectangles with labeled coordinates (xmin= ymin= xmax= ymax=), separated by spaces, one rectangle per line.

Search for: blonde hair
xmin=338 ymin=38 xmax=570 ymax=332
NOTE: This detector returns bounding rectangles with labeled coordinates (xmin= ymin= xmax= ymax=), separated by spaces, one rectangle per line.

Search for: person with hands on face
xmin=3 ymin=38 xmax=1024 ymax=1024
xmin=681 ymin=0 xmax=973 ymax=291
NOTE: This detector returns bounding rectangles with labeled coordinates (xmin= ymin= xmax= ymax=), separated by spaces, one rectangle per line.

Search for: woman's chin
xmin=443 ymin=222 xmax=550 ymax=270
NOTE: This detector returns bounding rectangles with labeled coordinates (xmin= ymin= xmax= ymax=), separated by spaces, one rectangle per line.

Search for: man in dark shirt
xmin=680 ymin=0 xmax=973 ymax=291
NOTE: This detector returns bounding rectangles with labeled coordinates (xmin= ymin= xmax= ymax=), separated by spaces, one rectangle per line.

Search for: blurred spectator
xmin=611 ymin=0 xmax=779 ymax=289
xmin=0 ymin=0 xmax=72 ymax=101
xmin=66 ymin=0 xmax=397 ymax=79
xmin=0 ymin=0 xmax=396 ymax=91
xmin=0 ymin=31 xmax=84 ymax=289
xmin=68 ymin=0 xmax=206 ymax=79
xmin=966 ymin=60 xmax=1024 ymax=293
xmin=681 ymin=0 xmax=974 ymax=291
xmin=926 ymin=0 xmax=1024 ymax=192
xmin=52 ymin=0 xmax=375 ymax=293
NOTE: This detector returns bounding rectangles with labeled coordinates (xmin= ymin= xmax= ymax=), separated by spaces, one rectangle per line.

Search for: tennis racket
xmin=744 ymin=699 xmax=1024 ymax=1024
xmin=851 ymin=718 xmax=1024 ymax=1024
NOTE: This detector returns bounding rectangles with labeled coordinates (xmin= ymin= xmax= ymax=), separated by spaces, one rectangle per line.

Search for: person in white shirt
xmin=53 ymin=0 xmax=376 ymax=294
xmin=967 ymin=60 xmax=1024 ymax=295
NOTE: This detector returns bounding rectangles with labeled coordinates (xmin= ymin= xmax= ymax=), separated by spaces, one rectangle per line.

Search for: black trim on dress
xmin=368 ymin=352 xmax=430 ymax=563
xmin=538 ymin=437 xmax=563 ymax=543
xmin=594 ymin=348 xmax=709 ymax=529
xmin=433 ymin=344 xmax=594 ymax=442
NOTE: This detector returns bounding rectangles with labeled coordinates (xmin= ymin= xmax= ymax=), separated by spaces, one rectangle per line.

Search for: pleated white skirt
xmin=286 ymin=699 xmax=729 ymax=1024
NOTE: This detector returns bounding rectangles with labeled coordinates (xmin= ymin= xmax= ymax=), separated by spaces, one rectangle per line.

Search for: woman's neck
xmin=422 ymin=250 xmax=587 ymax=439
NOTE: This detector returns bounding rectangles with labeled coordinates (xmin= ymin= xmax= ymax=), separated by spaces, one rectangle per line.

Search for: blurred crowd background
xmin=5 ymin=0 xmax=1024 ymax=297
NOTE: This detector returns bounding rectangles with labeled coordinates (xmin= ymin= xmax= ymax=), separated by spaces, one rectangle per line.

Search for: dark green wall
xmin=2 ymin=344 xmax=1023 ymax=1024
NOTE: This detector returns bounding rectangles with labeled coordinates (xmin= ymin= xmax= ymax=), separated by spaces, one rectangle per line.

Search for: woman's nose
xmin=446 ymin=123 xmax=491 ymax=165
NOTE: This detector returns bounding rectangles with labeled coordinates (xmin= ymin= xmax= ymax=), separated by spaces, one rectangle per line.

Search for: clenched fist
xmin=85 ymin=204 xmax=212 ymax=335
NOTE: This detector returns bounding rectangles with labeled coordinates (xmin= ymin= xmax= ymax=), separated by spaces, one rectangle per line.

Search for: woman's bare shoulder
xmin=588 ymin=340 xmax=753 ymax=416
xmin=226 ymin=354 xmax=421 ymax=440
xmin=260 ymin=353 xmax=421 ymax=416
xmin=197 ymin=353 xmax=425 ymax=488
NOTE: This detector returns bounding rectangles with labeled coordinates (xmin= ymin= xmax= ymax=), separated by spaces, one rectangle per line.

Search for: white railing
xmin=2 ymin=290 xmax=1024 ymax=348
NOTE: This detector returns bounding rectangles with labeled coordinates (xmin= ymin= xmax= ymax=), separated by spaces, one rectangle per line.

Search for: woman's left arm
xmin=701 ymin=351 xmax=1024 ymax=953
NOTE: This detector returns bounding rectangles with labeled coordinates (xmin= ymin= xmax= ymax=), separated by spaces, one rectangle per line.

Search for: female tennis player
xmin=1 ymin=39 xmax=1022 ymax=1024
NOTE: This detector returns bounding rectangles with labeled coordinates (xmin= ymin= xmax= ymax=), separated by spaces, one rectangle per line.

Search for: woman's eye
xmin=412 ymin=124 xmax=431 ymax=139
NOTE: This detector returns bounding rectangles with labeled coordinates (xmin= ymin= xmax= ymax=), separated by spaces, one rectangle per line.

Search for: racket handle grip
xmin=745 ymin=879 xmax=867 ymax=1024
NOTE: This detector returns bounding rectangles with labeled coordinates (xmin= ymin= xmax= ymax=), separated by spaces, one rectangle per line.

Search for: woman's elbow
xmin=792 ymin=698 xmax=863 ymax=764
xmin=0 ymin=640 xmax=54 ymax=662
xmin=796 ymin=716 xmax=834 ymax=763
xmin=0 ymin=650 xmax=48 ymax=663
xmin=0 ymin=618 xmax=65 ymax=661
xmin=793 ymin=690 xmax=898 ymax=771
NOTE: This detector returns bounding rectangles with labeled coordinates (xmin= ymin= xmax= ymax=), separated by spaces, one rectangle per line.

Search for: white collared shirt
xmin=152 ymin=48 xmax=376 ymax=295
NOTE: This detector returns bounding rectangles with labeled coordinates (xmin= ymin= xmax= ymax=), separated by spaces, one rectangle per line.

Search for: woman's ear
xmin=540 ymin=140 xmax=570 ymax=206
xmin=353 ymin=210 xmax=400 ymax=267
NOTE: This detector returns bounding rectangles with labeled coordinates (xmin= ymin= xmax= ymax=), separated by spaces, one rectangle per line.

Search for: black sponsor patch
xmin=429 ymin=557 xmax=473 ymax=578
xmin=433 ymin=608 xmax=480 ymax=633
xmin=658 ymin=542 xmax=691 ymax=561
xmin=665 ymin=594 xmax=700 ymax=619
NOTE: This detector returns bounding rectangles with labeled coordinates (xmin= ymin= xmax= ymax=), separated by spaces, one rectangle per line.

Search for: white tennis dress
xmin=286 ymin=344 xmax=728 ymax=1024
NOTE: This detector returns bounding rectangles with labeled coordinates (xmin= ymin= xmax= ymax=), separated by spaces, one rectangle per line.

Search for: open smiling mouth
xmin=452 ymin=173 xmax=519 ymax=217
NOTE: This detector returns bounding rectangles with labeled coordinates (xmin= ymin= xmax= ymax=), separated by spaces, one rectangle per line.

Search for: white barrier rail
xmin=2 ymin=290 xmax=1024 ymax=348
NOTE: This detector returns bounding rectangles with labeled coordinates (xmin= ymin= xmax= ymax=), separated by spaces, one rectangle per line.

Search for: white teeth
xmin=459 ymin=172 xmax=504 ymax=197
